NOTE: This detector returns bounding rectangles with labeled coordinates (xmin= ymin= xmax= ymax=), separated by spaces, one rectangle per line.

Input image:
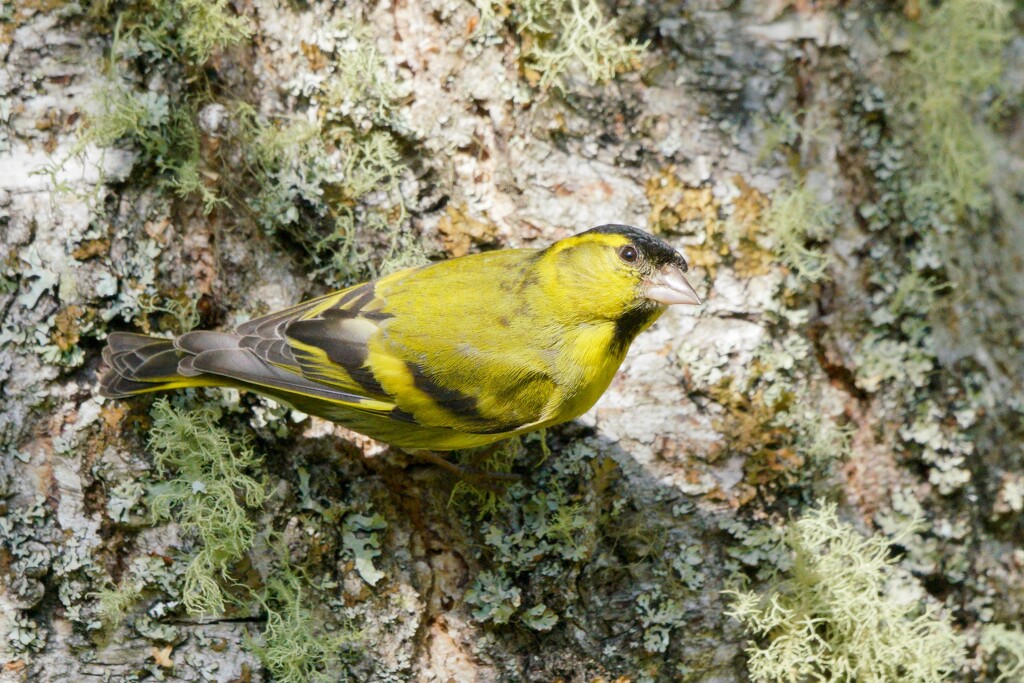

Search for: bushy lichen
xmin=727 ymin=502 xmax=964 ymax=682
xmin=74 ymin=0 xmax=251 ymax=211
xmin=980 ymin=624 xmax=1024 ymax=683
xmin=903 ymin=0 xmax=1011 ymax=216
xmin=250 ymin=571 xmax=362 ymax=683
xmin=235 ymin=15 xmax=421 ymax=286
xmin=477 ymin=0 xmax=645 ymax=92
xmin=762 ymin=183 xmax=835 ymax=284
xmin=146 ymin=397 xmax=266 ymax=615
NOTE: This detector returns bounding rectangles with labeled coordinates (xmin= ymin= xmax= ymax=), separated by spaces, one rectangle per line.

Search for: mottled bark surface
xmin=2 ymin=1 xmax=1023 ymax=681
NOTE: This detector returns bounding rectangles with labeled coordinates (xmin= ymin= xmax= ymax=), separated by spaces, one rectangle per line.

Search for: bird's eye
xmin=618 ymin=245 xmax=639 ymax=263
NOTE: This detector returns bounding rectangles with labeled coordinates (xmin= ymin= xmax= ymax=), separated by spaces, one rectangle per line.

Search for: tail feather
xmin=99 ymin=332 xmax=223 ymax=398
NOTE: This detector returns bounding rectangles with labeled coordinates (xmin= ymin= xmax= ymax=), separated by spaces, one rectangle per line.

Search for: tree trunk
xmin=2 ymin=1 xmax=1022 ymax=681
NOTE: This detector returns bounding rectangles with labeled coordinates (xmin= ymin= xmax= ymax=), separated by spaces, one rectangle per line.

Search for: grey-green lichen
xmin=727 ymin=502 xmax=965 ymax=682
xmin=903 ymin=0 xmax=1011 ymax=217
xmin=980 ymin=624 xmax=1024 ymax=682
xmin=73 ymin=0 xmax=251 ymax=211
xmin=250 ymin=570 xmax=363 ymax=683
xmin=762 ymin=183 xmax=835 ymax=284
xmin=475 ymin=0 xmax=645 ymax=92
xmin=146 ymin=397 xmax=267 ymax=615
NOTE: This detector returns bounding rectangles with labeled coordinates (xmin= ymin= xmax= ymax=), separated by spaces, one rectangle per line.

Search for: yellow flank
xmin=98 ymin=225 xmax=700 ymax=451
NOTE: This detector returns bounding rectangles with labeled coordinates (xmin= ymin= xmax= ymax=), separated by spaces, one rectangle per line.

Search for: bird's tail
xmin=99 ymin=332 xmax=223 ymax=398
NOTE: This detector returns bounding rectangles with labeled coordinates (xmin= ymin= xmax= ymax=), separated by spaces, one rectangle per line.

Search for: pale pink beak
xmin=645 ymin=264 xmax=701 ymax=305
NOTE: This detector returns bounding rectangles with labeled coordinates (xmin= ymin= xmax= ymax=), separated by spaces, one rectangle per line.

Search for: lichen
xmin=476 ymin=0 xmax=645 ymax=92
xmin=903 ymin=0 xmax=1011 ymax=216
xmin=146 ymin=397 xmax=267 ymax=615
xmin=727 ymin=502 xmax=965 ymax=682
xmin=235 ymin=14 xmax=420 ymax=286
xmin=250 ymin=571 xmax=362 ymax=683
xmin=762 ymin=183 xmax=834 ymax=284
xmin=980 ymin=624 xmax=1024 ymax=683
xmin=70 ymin=0 xmax=251 ymax=211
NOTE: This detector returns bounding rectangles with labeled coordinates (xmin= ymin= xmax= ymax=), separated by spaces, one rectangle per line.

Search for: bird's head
xmin=539 ymin=225 xmax=701 ymax=344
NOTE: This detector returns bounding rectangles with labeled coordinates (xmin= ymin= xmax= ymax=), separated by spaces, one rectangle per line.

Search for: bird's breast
xmin=546 ymin=320 xmax=628 ymax=423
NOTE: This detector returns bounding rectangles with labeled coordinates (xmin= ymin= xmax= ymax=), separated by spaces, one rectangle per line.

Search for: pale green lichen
xmin=341 ymin=511 xmax=387 ymax=587
xmin=448 ymin=437 xmax=524 ymax=519
xmin=980 ymin=624 xmax=1024 ymax=683
xmin=72 ymin=0 xmax=251 ymax=211
xmin=762 ymin=183 xmax=835 ymax=284
xmin=105 ymin=478 xmax=147 ymax=524
xmin=477 ymin=0 xmax=645 ymax=92
xmin=94 ymin=579 xmax=143 ymax=627
xmin=726 ymin=502 xmax=964 ymax=682
xmin=904 ymin=0 xmax=1011 ymax=216
xmin=465 ymin=569 xmax=522 ymax=625
xmin=636 ymin=590 xmax=687 ymax=654
xmin=251 ymin=572 xmax=362 ymax=683
xmin=146 ymin=398 xmax=266 ymax=615
xmin=237 ymin=15 xmax=419 ymax=286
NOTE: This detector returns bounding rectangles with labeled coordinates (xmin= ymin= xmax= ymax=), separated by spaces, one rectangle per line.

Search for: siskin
xmin=99 ymin=225 xmax=700 ymax=458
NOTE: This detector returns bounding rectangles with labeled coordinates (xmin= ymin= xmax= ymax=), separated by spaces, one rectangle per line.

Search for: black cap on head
xmin=582 ymin=224 xmax=689 ymax=272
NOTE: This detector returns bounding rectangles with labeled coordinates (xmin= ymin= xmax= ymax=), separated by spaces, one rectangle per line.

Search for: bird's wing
xmin=172 ymin=286 xmax=397 ymax=418
xmin=280 ymin=282 xmax=395 ymax=400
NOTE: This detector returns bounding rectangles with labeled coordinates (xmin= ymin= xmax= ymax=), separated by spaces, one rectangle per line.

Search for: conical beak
xmin=645 ymin=264 xmax=701 ymax=305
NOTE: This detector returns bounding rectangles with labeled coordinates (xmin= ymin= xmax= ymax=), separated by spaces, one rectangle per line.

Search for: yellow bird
xmin=99 ymin=225 xmax=700 ymax=456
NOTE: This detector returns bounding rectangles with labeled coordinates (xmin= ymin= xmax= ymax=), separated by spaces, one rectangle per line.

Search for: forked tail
xmin=99 ymin=332 xmax=221 ymax=398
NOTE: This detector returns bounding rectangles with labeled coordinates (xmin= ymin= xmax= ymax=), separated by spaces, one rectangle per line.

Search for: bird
xmin=99 ymin=224 xmax=701 ymax=469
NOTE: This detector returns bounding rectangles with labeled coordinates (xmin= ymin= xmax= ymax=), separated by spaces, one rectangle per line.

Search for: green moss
xmin=250 ymin=571 xmax=362 ymax=683
xmin=448 ymin=438 xmax=523 ymax=518
xmin=146 ymin=398 xmax=266 ymax=615
xmin=904 ymin=0 xmax=1011 ymax=216
xmin=726 ymin=502 xmax=964 ymax=682
xmin=478 ymin=0 xmax=645 ymax=92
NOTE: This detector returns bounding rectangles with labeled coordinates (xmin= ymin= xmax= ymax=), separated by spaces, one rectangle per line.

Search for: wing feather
xmin=188 ymin=349 xmax=393 ymax=413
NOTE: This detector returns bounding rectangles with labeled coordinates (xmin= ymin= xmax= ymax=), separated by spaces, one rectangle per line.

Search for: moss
xmin=478 ymin=0 xmax=645 ymax=92
xmin=726 ymin=502 xmax=965 ymax=682
xmin=448 ymin=438 xmax=524 ymax=519
xmin=146 ymin=398 xmax=266 ymax=615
